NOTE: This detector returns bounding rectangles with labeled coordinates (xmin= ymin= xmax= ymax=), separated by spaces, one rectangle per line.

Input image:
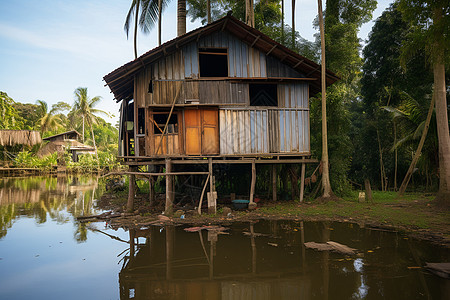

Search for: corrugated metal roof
xmin=104 ymin=15 xmax=339 ymax=102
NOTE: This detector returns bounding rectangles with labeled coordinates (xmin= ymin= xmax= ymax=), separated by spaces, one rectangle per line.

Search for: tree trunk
xmin=245 ymin=0 xmax=254 ymax=27
xmin=281 ymin=0 xmax=285 ymax=44
xmin=317 ymin=0 xmax=333 ymax=198
xmin=433 ymin=60 xmax=450 ymax=205
xmin=207 ymin=0 xmax=211 ymax=24
xmin=177 ymin=0 xmax=186 ymax=36
xmin=82 ymin=116 xmax=85 ymax=143
xmin=134 ymin=0 xmax=140 ymax=59
xmin=398 ymin=93 xmax=436 ymax=195
xmin=291 ymin=0 xmax=296 ymax=48
xmin=394 ymin=120 xmax=398 ymax=191
xmin=158 ymin=0 xmax=162 ymax=46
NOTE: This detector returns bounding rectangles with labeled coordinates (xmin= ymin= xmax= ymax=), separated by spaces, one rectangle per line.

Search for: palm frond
xmin=124 ymin=0 xmax=138 ymax=38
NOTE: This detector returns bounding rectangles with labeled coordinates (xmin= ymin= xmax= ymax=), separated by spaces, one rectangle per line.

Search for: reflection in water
xmin=1 ymin=178 xmax=449 ymax=300
xmin=0 ymin=176 xmax=102 ymax=241
xmin=118 ymin=221 xmax=449 ymax=300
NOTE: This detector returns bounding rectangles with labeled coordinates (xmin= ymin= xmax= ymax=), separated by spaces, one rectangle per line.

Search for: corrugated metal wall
xmin=219 ymin=109 xmax=269 ymax=155
xmin=278 ymin=83 xmax=309 ymax=108
xmin=220 ymin=107 xmax=310 ymax=155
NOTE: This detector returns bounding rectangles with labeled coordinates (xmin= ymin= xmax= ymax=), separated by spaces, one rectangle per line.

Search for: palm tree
xmin=72 ymin=88 xmax=108 ymax=154
xmin=125 ymin=0 xmax=165 ymax=58
xmin=178 ymin=0 xmax=187 ymax=36
xmin=36 ymin=100 xmax=70 ymax=134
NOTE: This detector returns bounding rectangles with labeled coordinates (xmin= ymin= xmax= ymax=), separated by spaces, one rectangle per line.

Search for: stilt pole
xmin=165 ymin=158 xmax=173 ymax=215
xmin=300 ymin=159 xmax=306 ymax=202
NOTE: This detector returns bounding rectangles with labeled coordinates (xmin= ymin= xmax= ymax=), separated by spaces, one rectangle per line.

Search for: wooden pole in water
xmin=165 ymin=158 xmax=173 ymax=215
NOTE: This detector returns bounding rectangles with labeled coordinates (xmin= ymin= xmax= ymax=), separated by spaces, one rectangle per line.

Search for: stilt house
xmin=104 ymin=15 xmax=338 ymax=212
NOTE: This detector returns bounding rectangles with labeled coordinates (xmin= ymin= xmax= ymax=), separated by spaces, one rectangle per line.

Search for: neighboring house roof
xmin=0 ymin=130 xmax=42 ymax=147
xmin=104 ymin=15 xmax=339 ymax=102
xmin=42 ymin=130 xmax=81 ymax=141
xmin=36 ymin=140 xmax=95 ymax=157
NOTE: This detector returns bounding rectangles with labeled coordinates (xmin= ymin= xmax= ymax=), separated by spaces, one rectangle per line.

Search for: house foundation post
xmin=127 ymin=167 xmax=136 ymax=212
xmin=300 ymin=158 xmax=306 ymax=202
xmin=165 ymin=158 xmax=173 ymax=215
xmin=207 ymin=158 xmax=217 ymax=214
xmin=272 ymin=164 xmax=277 ymax=201
xmin=249 ymin=160 xmax=257 ymax=210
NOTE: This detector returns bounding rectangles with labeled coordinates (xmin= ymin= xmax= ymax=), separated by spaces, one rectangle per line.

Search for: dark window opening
xmin=137 ymin=108 xmax=145 ymax=135
xmin=148 ymin=80 xmax=153 ymax=93
xmin=199 ymin=48 xmax=228 ymax=77
xmin=153 ymin=113 xmax=178 ymax=134
xmin=249 ymin=84 xmax=278 ymax=106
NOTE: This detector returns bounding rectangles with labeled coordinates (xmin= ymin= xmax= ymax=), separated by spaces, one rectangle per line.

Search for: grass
xmin=257 ymin=191 xmax=443 ymax=230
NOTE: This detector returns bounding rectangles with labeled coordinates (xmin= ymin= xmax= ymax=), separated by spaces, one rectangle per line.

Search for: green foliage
xmin=14 ymin=151 xmax=58 ymax=170
xmin=0 ymin=91 xmax=23 ymax=129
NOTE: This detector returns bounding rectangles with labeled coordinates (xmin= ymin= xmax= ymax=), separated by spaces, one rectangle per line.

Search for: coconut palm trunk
xmin=177 ymin=0 xmax=186 ymax=36
xmin=207 ymin=0 xmax=211 ymax=23
xmin=158 ymin=0 xmax=162 ymax=45
xmin=317 ymin=0 xmax=333 ymax=198
xmin=134 ymin=0 xmax=140 ymax=59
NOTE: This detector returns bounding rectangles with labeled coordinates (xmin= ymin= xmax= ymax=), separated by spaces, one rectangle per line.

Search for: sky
xmin=0 ymin=0 xmax=391 ymax=126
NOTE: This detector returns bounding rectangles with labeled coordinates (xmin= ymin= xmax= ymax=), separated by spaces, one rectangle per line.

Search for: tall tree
xmin=0 ymin=92 xmax=21 ymax=130
xmin=398 ymin=0 xmax=450 ymax=205
xmin=71 ymin=88 xmax=108 ymax=155
xmin=178 ymin=0 xmax=187 ymax=36
xmin=317 ymin=0 xmax=333 ymax=199
xmin=291 ymin=0 xmax=296 ymax=48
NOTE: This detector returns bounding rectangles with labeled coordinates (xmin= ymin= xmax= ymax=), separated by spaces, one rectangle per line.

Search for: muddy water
xmin=0 ymin=177 xmax=448 ymax=300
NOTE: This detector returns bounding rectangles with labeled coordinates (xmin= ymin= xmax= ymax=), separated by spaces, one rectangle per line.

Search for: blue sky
xmin=0 ymin=0 xmax=391 ymax=126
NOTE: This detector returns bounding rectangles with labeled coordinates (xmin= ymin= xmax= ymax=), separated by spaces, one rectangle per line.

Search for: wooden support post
xmin=127 ymin=169 xmax=135 ymax=213
xmin=207 ymin=158 xmax=217 ymax=214
xmin=149 ymin=176 xmax=154 ymax=207
xmin=300 ymin=161 xmax=306 ymax=202
xmin=272 ymin=164 xmax=277 ymax=201
xmin=165 ymin=158 xmax=173 ymax=215
xmin=249 ymin=160 xmax=257 ymax=209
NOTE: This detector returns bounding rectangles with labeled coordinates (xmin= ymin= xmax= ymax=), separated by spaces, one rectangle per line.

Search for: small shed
xmin=38 ymin=130 xmax=96 ymax=161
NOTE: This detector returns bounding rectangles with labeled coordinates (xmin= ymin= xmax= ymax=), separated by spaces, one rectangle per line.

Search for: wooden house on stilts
xmin=104 ymin=15 xmax=338 ymax=214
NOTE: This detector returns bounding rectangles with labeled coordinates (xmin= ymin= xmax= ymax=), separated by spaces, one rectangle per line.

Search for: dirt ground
xmin=95 ymin=192 xmax=450 ymax=248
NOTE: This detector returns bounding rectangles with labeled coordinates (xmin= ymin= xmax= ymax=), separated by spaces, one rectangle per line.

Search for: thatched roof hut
xmin=0 ymin=130 xmax=42 ymax=147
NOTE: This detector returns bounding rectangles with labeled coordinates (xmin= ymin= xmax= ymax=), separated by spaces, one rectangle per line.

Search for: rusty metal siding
xmin=278 ymin=83 xmax=309 ymax=108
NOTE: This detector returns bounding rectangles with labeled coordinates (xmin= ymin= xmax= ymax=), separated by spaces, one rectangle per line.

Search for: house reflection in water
xmin=119 ymin=223 xmax=311 ymax=300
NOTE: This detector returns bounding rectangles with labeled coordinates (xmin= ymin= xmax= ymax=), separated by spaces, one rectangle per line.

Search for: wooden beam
xmin=250 ymin=35 xmax=261 ymax=47
xmin=266 ymin=44 xmax=277 ymax=56
xmin=293 ymin=60 xmax=304 ymax=68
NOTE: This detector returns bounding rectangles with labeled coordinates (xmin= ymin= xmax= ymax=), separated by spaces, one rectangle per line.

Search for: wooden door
xmin=201 ymin=109 xmax=219 ymax=154
xmin=184 ymin=109 xmax=201 ymax=155
xmin=184 ymin=108 xmax=219 ymax=155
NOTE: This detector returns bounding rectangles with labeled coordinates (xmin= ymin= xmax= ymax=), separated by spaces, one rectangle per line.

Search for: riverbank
xmin=97 ymin=191 xmax=450 ymax=248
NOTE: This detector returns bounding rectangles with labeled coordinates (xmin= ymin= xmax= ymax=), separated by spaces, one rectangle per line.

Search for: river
xmin=0 ymin=176 xmax=448 ymax=299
